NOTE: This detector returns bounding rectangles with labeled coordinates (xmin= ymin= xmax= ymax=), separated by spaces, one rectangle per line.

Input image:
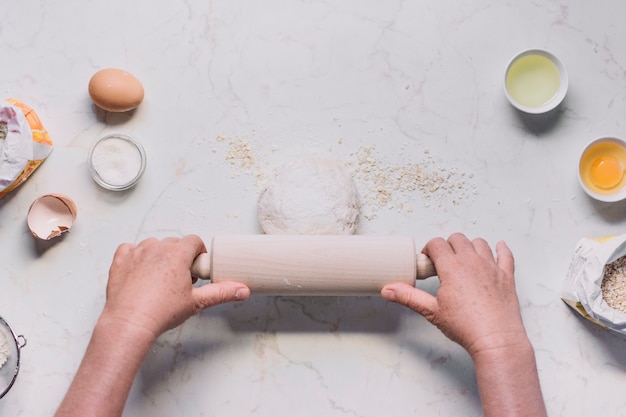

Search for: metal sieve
xmin=0 ymin=316 xmax=27 ymax=399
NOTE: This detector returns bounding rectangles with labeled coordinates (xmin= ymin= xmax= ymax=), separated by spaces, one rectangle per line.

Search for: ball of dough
xmin=258 ymin=157 xmax=360 ymax=234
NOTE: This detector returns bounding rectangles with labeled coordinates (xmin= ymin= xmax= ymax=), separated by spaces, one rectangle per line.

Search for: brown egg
xmin=88 ymin=68 xmax=144 ymax=112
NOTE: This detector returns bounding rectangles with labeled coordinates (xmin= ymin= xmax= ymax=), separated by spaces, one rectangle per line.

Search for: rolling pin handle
xmin=416 ymin=253 xmax=436 ymax=280
xmin=191 ymin=252 xmax=211 ymax=280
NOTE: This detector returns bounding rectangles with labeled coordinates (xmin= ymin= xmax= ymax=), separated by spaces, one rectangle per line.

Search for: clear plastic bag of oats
xmin=562 ymin=234 xmax=626 ymax=335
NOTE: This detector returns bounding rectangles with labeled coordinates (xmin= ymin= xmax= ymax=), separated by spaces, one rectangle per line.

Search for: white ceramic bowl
xmin=578 ymin=137 xmax=626 ymax=202
xmin=504 ymin=49 xmax=568 ymax=114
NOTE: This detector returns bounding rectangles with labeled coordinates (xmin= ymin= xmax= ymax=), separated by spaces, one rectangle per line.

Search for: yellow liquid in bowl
xmin=580 ymin=141 xmax=626 ymax=195
xmin=506 ymin=54 xmax=561 ymax=108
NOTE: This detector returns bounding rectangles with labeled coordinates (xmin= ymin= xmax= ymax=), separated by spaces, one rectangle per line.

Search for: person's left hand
xmin=102 ymin=235 xmax=250 ymax=339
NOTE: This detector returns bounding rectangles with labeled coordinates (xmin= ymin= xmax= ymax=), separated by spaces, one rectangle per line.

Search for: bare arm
xmin=54 ymin=235 xmax=250 ymax=417
xmin=381 ymin=233 xmax=546 ymax=417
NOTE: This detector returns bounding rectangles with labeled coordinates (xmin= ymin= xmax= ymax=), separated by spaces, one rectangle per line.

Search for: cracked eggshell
xmin=27 ymin=194 xmax=78 ymax=240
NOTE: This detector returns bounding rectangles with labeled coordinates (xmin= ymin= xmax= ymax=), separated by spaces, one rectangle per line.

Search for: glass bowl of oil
xmin=579 ymin=137 xmax=626 ymax=202
xmin=504 ymin=49 xmax=568 ymax=114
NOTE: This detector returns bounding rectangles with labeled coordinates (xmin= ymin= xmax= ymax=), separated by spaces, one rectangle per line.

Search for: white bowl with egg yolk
xmin=579 ymin=137 xmax=626 ymax=202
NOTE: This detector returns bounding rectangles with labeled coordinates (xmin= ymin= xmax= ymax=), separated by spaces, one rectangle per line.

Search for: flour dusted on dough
xmin=0 ymin=329 xmax=9 ymax=369
xmin=258 ymin=157 xmax=360 ymax=234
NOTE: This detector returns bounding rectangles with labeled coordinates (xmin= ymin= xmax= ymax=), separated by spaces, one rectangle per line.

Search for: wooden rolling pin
xmin=190 ymin=235 xmax=436 ymax=296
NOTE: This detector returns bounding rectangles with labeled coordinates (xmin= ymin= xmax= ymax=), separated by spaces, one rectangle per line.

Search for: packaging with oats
xmin=562 ymin=234 xmax=626 ymax=335
xmin=0 ymin=98 xmax=53 ymax=198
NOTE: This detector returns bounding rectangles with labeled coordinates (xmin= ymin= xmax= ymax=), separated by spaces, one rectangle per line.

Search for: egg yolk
xmin=590 ymin=155 xmax=624 ymax=189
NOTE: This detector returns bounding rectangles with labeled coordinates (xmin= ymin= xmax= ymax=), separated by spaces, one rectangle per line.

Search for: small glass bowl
xmin=0 ymin=316 xmax=27 ymax=399
xmin=88 ymin=132 xmax=146 ymax=191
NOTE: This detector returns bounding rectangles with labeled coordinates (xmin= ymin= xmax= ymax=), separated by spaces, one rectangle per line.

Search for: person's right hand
xmin=381 ymin=233 xmax=528 ymax=357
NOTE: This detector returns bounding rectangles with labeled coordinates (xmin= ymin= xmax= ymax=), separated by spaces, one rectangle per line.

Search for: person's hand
xmin=102 ymin=235 xmax=250 ymax=339
xmin=381 ymin=233 xmax=527 ymax=357
xmin=54 ymin=235 xmax=250 ymax=417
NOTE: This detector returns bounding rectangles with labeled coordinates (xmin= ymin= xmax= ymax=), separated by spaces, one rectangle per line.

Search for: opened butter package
xmin=562 ymin=235 xmax=626 ymax=335
xmin=0 ymin=98 xmax=53 ymax=198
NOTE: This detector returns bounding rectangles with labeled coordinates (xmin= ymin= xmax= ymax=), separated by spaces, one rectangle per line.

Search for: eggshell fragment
xmin=27 ymin=194 xmax=78 ymax=240
xmin=88 ymin=68 xmax=144 ymax=112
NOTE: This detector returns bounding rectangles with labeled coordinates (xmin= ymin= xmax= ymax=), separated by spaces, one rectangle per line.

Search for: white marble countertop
xmin=2 ymin=1 xmax=626 ymax=415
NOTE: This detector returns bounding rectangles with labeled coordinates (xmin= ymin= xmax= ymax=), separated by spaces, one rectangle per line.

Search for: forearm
xmin=54 ymin=313 xmax=156 ymax=417
xmin=472 ymin=336 xmax=547 ymax=417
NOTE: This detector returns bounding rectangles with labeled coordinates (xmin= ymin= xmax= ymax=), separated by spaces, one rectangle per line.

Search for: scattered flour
xmin=217 ymin=135 xmax=267 ymax=187
xmin=347 ymin=146 xmax=477 ymax=219
xmin=214 ymin=135 xmax=478 ymax=221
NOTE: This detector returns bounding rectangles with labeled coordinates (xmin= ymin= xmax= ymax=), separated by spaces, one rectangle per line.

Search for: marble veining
xmin=1 ymin=1 xmax=626 ymax=416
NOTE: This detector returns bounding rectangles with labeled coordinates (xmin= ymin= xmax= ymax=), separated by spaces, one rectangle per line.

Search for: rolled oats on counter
xmin=601 ymin=255 xmax=626 ymax=314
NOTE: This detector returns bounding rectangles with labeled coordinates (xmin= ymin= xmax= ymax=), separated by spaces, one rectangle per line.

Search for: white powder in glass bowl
xmin=89 ymin=133 xmax=146 ymax=190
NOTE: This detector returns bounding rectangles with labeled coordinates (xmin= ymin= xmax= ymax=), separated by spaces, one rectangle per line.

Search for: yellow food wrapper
xmin=0 ymin=98 xmax=53 ymax=198
xmin=562 ymin=234 xmax=626 ymax=335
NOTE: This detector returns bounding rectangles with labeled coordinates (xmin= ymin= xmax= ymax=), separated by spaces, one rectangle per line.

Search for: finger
xmin=110 ymin=243 xmax=135 ymax=271
xmin=495 ymin=240 xmax=515 ymax=275
xmin=178 ymin=234 xmax=208 ymax=265
xmin=131 ymin=238 xmax=159 ymax=259
xmin=192 ymin=281 xmax=250 ymax=310
xmin=471 ymin=237 xmax=495 ymax=261
xmin=447 ymin=232 xmax=473 ymax=254
xmin=381 ymin=282 xmax=438 ymax=321
xmin=113 ymin=242 xmax=134 ymax=258
xmin=422 ymin=237 xmax=454 ymax=261
xmin=422 ymin=237 xmax=456 ymax=278
xmin=136 ymin=237 xmax=159 ymax=248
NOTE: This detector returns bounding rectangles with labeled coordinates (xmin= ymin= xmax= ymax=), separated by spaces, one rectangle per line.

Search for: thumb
xmin=193 ymin=281 xmax=250 ymax=310
xmin=381 ymin=282 xmax=438 ymax=321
